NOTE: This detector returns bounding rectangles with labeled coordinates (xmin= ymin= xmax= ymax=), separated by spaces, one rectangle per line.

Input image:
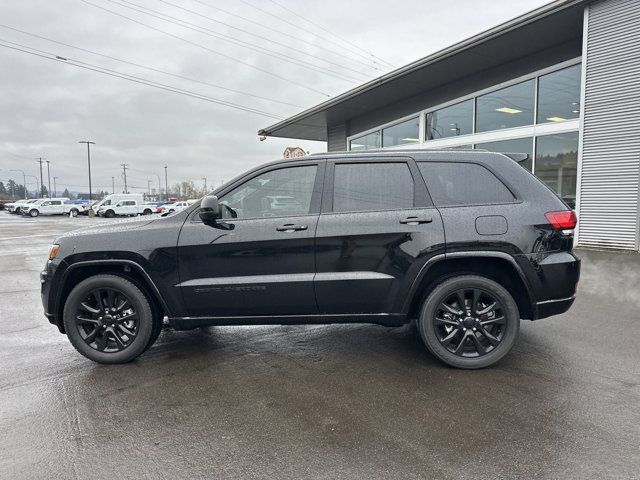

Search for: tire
xmin=169 ymin=209 xmax=174 ymax=213
xmin=418 ymin=275 xmax=520 ymax=369
xmin=29 ymin=209 xmax=39 ymax=217
xmin=70 ymin=208 xmax=79 ymax=217
xmin=143 ymin=209 xmax=152 ymax=215
xmin=105 ymin=209 xmax=115 ymax=218
xmin=63 ymin=274 xmax=156 ymax=364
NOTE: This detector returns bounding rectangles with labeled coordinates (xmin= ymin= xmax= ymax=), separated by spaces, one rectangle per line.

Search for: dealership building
xmin=260 ymin=0 xmax=640 ymax=251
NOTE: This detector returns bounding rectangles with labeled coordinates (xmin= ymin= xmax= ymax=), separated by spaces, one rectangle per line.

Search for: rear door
xmin=314 ymin=157 xmax=445 ymax=315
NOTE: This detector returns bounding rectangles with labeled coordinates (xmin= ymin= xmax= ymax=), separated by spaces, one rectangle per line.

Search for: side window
xmin=418 ymin=162 xmax=515 ymax=206
xmin=51 ymin=201 xmax=62 ymax=206
xmin=220 ymin=165 xmax=317 ymax=219
xmin=333 ymin=162 xmax=414 ymax=213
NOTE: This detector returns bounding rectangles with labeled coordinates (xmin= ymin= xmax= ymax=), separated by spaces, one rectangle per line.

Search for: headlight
xmin=48 ymin=244 xmax=60 ymax=260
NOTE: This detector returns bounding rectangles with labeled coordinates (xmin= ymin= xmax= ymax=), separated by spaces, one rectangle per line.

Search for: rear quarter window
xmin=418 ymin=162 xmax=515 ymax=206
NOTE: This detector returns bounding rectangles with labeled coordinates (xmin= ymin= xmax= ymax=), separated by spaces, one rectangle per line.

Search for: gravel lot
xmin=0 ymin=211 xmax=638 ymax=479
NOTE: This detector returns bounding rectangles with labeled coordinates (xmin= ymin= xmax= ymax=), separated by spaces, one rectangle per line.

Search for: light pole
xmin=202 ymin=177 xmax=207 ymax=194
xmin=112 ymin=176 xmax=115 ymax=194
xmin=10 ymin=169 xmax=27 ymax=199
xmin=53 ymin=176 xmax=58 ymax=197
xmin=78 ymin=141 xmax=95 ymax=201
xmin=36 ymin=157 xmax=45 ymax=197
xmin=45 ymin=160 xmax=51 ymax=198
xmin=120 ymin=164 xmax=128 ymax=193
xmin=164 ymin=166 xmax=168 ymax=201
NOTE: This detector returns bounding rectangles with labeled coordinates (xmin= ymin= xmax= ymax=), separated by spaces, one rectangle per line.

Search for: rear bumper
xmin=535 ymin=295 xmax=576 ymax=319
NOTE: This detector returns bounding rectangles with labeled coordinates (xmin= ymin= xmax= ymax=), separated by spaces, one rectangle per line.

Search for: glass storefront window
xmin=475 ymin=137 xmax=534 ymax=171
xmin=475 ymin=80 xmax=535 ymax=133
xmin=382 ymin=117 xmax=419 ymax=147
xmin=537 ymin=63 xmax=581 ymax=124
xmin=350 ymin=131 xmax=380 ymax=151
xmin=535 ymin=132 xmax=579 ymax=208
xmin=426 ymin=100 xmax=473 ymax=140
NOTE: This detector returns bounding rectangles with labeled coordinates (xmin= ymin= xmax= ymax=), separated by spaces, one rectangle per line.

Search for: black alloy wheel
xmin=63 ymin=274 xmax=156 ymax=363
xmin=74 ymin=287 xmax=139 ymax=353
xmin=419 ymin=275 xmax=519 ymax=369
xmin=433 ymin=288 xmax=506 ymax=357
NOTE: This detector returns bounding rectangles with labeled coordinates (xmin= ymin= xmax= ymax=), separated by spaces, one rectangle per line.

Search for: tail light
xmin=545 ymin=211 xmax=577 ymax=230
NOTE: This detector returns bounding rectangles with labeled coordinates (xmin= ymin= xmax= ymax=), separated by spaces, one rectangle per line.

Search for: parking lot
xmin=0 ymin=211 xmax=638 ymax=479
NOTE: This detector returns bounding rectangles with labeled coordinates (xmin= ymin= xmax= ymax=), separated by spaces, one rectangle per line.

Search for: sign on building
xmin=283 ymin=147 xmax=306 ymax=159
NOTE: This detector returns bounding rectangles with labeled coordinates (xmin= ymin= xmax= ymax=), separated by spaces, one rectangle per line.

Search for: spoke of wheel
xmin=106 ymin=289 xmax=115 ymax=309
xmin=95 ymin=333 xmax=108 ymax=351
xmin=118 ymin=312 xmax=138 ymax=322
xmin=456 ymin=290 xmax=467 ymax=315
xmin=469 ymin=332 xmax=487 ymax=355
xmin=110 ymin=328 xmax=126 ymax=349
xmin=481 ymin=316 xmax=505 ymax=326
xmin=84 ymin=326 xmax=100 ymax=343
xmin=93 ymin=290 xmax=103 ymax=310
xmin=440 ymin=329 xmax=459 ymax=348
xmin=76 ymin=315 xmax=99 ymax=325
xmin=454 ymin=331 xmax=469 ymax=354
xmin=115 ymin=297 xmax=130 ymax=312
xmin=441 ymin=302 xmax=463 ymax=316
xmin=472 ymin=289 xmax=481 ymax=315
xmin=79 ymin=302 xmax=100 ymax=314
xmin=435 ymin=315 xmax=458 ymax=327
xmin=117 ymin=324 xmax=136 ymax=338
xmin=478 ymin=325 xmax=501 ymax=346
xmin=477 ymin=302 xmax=498 ymax=316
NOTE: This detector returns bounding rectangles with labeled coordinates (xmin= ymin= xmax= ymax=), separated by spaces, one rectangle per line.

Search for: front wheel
xmin=63 ymin=274 xmax=157 ymax=364
xmin=29 ymin=209 xmax=39 ymax=217
xmin=104 ymin=209 xmax=115 ymax=218
xmin=418 ymin=275 xmax=520 ymax=369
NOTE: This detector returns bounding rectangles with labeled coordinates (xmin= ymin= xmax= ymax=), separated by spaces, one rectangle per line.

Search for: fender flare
xmin=58 ymin=259 xmax=172 ymax=317
xmin=402 ymin=251 xmax=536 ymax=314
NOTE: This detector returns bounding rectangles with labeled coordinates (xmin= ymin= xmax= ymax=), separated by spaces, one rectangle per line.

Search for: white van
xmin=95 ymin=194 xmax=154 ymax=217
xmin=93 ymin=194 xmax=143 ymax=216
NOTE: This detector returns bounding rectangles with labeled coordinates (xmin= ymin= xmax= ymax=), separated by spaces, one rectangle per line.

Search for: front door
xmin=177 ymin=161 xmax=324 ymax=318
xmin=314 ymin=158 xmax=446 ymax=315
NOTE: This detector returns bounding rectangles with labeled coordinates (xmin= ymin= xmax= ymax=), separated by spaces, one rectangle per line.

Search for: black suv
xmin=41 ymin=150 xmax=580 ymax=369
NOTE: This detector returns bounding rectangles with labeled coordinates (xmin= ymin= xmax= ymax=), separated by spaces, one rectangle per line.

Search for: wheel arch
xmin=404 ymin=252 xmax=535 ymax=321
xmin=55 ymin=260 xmax=170 ymax=333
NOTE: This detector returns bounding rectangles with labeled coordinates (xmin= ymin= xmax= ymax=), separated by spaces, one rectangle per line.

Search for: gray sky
xmin=0 ymin=0 xmax=551 ymax=195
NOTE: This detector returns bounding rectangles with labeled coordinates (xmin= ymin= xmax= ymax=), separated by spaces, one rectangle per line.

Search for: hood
xmin=57 ymin=216 xmax=161 ymax=241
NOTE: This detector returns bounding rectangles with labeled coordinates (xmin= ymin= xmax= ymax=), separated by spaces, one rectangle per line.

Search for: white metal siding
xmin=578 ymin=0 xmax=640 ymax=249
xmin=327 ymin=122 xmax=348 ymax=152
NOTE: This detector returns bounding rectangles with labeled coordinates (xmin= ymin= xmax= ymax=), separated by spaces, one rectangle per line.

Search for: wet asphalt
xmin=0 ymin=212 xmax=638 ymax=480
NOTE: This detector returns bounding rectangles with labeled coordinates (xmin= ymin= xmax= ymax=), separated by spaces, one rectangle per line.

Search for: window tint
xmin=426 ymin=99 xmax=473 ymax=140
xmin=51 ymin=201 xmax=62 ymax=205
xmin=333 ymin=162 xmax=414 ymax=212
xmin=537 ymin=64 xmax=581 ymax=124
xmin=382 ymin=117 xmax=419 ymax=147
xmin=535 ymin=132 xmax=578 ymax=208
xmin=349 ymin=131 xmax=380 ymax=151
xmin=475 ymin=137 xmax=533 ymax=171
xmin=419 ymin=162 xmax=515 ymax=206
xmin=475 ymin=80 xmax=535 ymax=132
xmin=220 ymin=165 xmax=317 ymax=219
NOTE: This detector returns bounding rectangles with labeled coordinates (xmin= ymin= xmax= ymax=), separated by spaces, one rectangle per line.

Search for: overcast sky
xmin=0 ymin=0 xmax=552 ymax=195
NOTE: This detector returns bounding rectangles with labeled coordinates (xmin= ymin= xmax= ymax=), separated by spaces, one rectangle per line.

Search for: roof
xmin=259 ymin=0 xmax=588 ymax=142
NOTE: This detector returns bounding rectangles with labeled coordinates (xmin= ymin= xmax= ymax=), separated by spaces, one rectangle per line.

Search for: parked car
xmin=21 ymin=198 xmax=86 ymax=217
xmin=91 ymin=194 xmax=145 ymax=216
xmin=42 ymin=150 xmax=579 ymax=367
xmin=6 ymin=198 xmax=38 ymax=213
xmin=160 ymin=201 xmax=194 ymax=215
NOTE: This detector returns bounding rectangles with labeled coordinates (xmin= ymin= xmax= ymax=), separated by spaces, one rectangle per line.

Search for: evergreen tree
xmin=0 ymin=181 xmax=6 ymax=195
xmin=62 ymin=188 xmax=71 ymax=198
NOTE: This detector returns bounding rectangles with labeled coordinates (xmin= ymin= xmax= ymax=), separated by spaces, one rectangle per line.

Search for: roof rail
xmin=501 ymin=153 xmax=530 ymax=163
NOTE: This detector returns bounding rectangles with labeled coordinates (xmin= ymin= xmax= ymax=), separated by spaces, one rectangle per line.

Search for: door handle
xmin=399 ymin=216 xmax=433 ymax=225
xmin=276 ymin=224 xmax=308 ymax=232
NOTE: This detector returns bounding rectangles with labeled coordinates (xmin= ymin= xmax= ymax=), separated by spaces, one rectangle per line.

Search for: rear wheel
xmin=70 ymin=208 xmax=79 ymax=217
xmin=418 ymin=275 xmax=519 ymax=369
xmin=63 ymin=274 xmax=158 ymax=364
xmin=143 ymin=209 xmax=152 ymax=215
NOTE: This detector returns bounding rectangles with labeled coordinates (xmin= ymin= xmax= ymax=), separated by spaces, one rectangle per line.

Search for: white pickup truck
xmin=21 ymin=198 xmax=85 ymax=217
xmin=97 ymin=197 xmax=155 ymax=217
xmin=6 ymin=199 xmax=38 ymax=213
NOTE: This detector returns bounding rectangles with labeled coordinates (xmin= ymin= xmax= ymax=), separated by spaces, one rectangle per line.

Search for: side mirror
xmin=199 ymin=195 xmax=220 ymax=225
